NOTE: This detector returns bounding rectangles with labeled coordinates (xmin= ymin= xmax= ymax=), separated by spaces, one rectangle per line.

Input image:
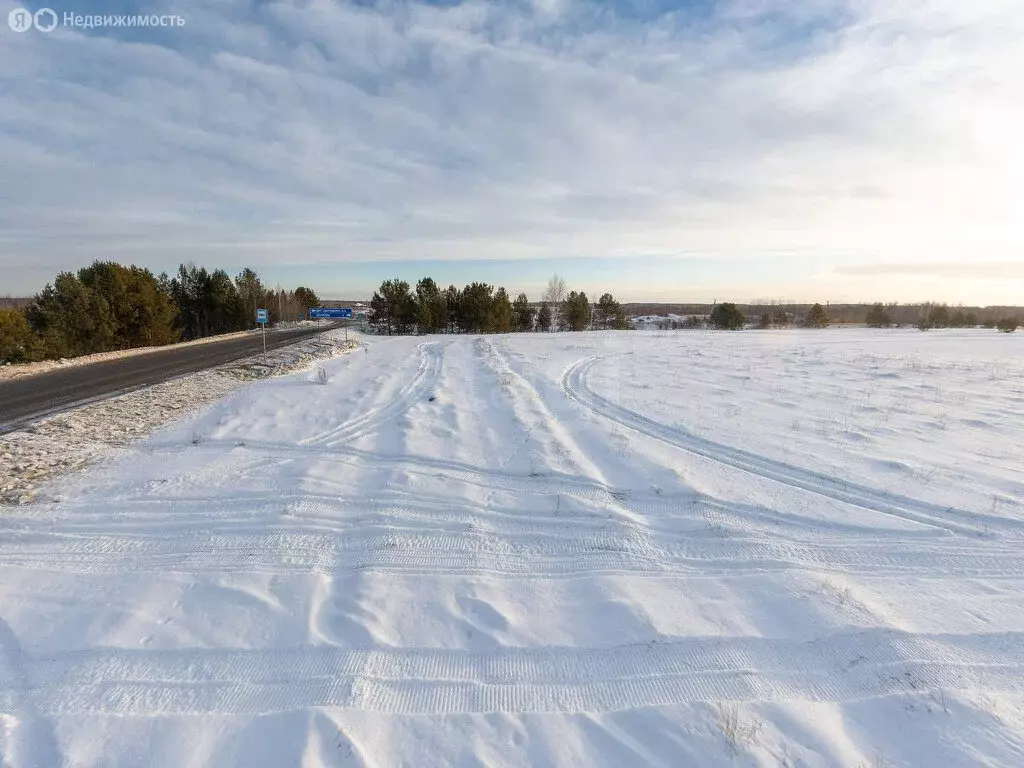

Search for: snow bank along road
xmin=1 ymin=329 xmax=1023 ymax=766
xmin=0 ymin=330 xmax=356 ymax=506
xmin=0 ymin=323 xmax=337 ymax=432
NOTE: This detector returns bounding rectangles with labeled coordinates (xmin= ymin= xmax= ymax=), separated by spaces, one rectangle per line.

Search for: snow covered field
xmin=1 ymin=329 xmax=1023 ymax=766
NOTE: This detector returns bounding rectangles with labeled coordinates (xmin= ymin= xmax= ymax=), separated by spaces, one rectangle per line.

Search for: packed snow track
xmin=1 ymin=330 xmax=1023 ymax=766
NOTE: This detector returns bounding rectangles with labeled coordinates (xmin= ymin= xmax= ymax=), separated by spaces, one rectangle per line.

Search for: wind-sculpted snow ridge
xmin=1 ymin=330 xmax=1023 ymax=767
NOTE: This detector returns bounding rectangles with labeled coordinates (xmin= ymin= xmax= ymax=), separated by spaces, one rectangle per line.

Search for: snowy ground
xmin=0 ymin=330 xmax=356 ymax=505
xmin=1 ymin=329 xmax=1023 ymax=767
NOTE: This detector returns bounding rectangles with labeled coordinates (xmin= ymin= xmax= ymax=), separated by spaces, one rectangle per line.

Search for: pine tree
xmin=76 ymin=261 xmax=179 ymax=348
xmin=415 ymin=277 xmax=447 ymax=334
xmin=444 ymin=285 xmax=462 ymax=333
xmin=459 ymin=282 xmax=494 ymax=333
xmin=369 ymin=279 xmax=416 ymax=335
xmin=209 ymin=270 xmax=246 ymax=333
xmin=805 ymin=303 xmax=829 ymax=328
xmin=234 ymin=268 xmax=265 ymax=328
xmin=171 ymin=265 xmax=247 ymax=339
xmin=562 ymin=291 xmax=592 ymax=331
xmin=168 ymin=266 xmax=246 ymax=337
xmin=511 ymin=293 xmax=536 ymax=332
xmin=594 ymin=293 xmax=628 ymax=330
xmin=294 ymin=287 xmax=320 ymax=311
xmin=487 ymin=287 xmax=513 ymax=333
xmin=709 ymin=302 xmax=745 ymax=330
xmin=27 ymin=271 xmax=117 ymax=357
xmin=865 ymin=303 xmax=892 ymax=328
xmin=0 ymin=308 xmax=37 ymax=363
xmin=536 ymin=302 xmax=553 ymax=332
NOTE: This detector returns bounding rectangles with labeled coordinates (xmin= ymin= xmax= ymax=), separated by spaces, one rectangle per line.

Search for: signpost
xmin=256 ymin=308 xmax=268 ymax=358
xmin=309 ymin=308 xmax=352 ymax=319
xmin=310 ymin=307 xmax=354 ymax=342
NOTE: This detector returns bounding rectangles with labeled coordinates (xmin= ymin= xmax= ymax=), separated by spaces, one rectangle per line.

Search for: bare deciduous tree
xmin=542 ymin=274 xmax=567 ymax=331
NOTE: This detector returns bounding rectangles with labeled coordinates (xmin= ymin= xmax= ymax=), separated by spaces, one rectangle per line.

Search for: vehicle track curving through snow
xmin=302 ymin=341 xmax=447 ymax=448
xmin=562 ymin=354 xmax=1020 ymax=537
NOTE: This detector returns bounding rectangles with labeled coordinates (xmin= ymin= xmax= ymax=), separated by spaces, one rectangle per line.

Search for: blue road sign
xmin=310 ymin=307 xmax=353 ymax=319
xmin=256 ymin=308 xmax=268 ymax=324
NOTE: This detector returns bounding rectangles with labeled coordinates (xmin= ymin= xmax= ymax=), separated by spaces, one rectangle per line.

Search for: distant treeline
xmin=627 ymin=301 xmax=1023 ymax=329
xmin=0 ymin=261 xmax=322 ymax=363
xmin=368 ymin=279 xmax=1020 ymax=336
xmin=650 ymin=302 xmax=1019 ymax=332
xmin=368 ymin=275 xmax=630 ymax=336
xmin=4 ymin=267 xmax=1020 ymax=363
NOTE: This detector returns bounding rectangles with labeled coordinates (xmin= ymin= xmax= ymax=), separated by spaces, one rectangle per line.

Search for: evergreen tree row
xmin=367 ymin=275 xmax=630 ymax=336
xmin=707 ymin=302 xmax=829 ymax=330
xmin=706 ymin=302 xmax=1019 ymax=332
xmin=0 ymin=260 xmax=322 ymax=363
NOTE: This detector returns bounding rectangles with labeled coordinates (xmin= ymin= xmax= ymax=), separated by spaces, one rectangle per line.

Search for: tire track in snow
xmin=33 ymin=487 xmax=940 ymax=543
xmin=30 ymin=490 xmax=923 ymax=544
xmin=13 ymin=630 xmax=1024 ymax=715
xmin=492 ymin=343 xmax=929 ymax=543
xmin=562 ymin=355 xmax=1020 ymax=537
xmin=142 ymin=440 xmax=621 ymax=504
xmin=479 ymin=339 xmax=608 ymax=483
xmin=301 ymin=341 xmax=446 ymax=448
xmin=134 ymin=434 xmax=965 ymax=543
xmin=100 ymin=438 xmax=952 ymax=543
xmin=2 ymin=528 xmax=1021 ymax=577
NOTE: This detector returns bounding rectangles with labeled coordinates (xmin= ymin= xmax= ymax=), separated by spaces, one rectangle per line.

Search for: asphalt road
xmin=0 ymin=324 xmax=337 ymax=431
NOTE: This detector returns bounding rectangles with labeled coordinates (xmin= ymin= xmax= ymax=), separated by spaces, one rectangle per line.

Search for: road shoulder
xmin=0 ymin=330 xmax=358 ymax=505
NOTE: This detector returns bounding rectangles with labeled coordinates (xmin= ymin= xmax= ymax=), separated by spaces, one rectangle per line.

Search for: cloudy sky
xmin=1 ymin=0 xmax=1021 ymax=303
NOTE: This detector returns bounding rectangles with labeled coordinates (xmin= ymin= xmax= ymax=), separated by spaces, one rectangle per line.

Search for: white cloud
xmin=0 ymin=0 xmax=1021 ymax=300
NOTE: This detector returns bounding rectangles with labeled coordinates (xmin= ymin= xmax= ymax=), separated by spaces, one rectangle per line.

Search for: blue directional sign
xmin=310 ymin=307 xmax=353 ymax=319
xmin=256 ymin=308 xmax=269 ymax=324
